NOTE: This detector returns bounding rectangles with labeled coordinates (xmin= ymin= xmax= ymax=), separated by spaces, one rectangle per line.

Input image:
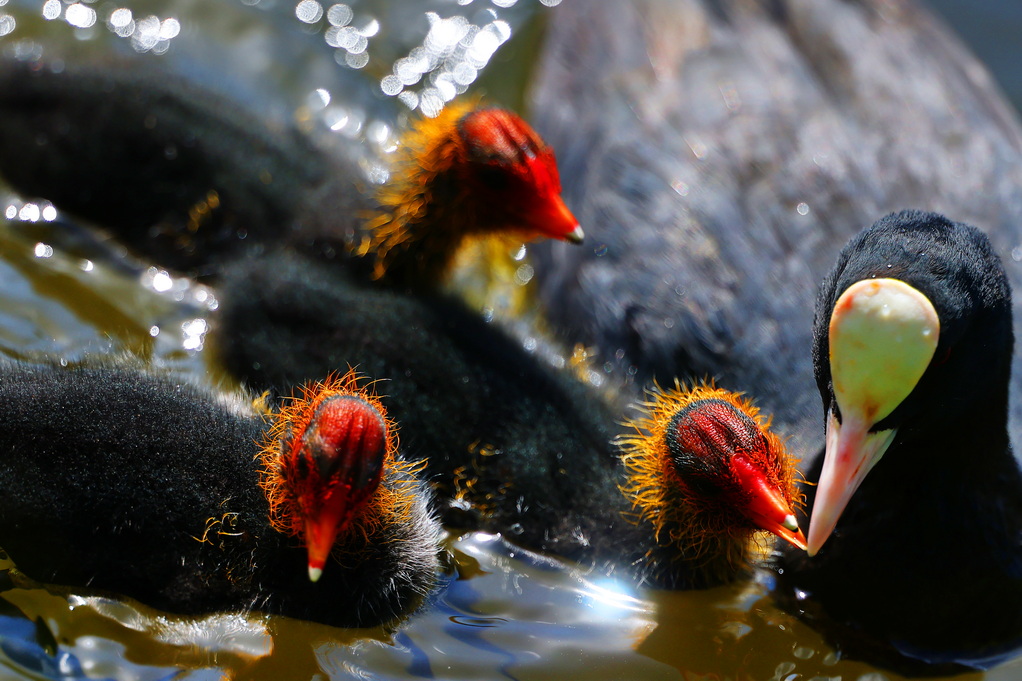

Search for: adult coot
xmin=778 ymin=210 xmax=1022 ymax=671
xmin=527 ymin=0 xmax=1022 ymax=456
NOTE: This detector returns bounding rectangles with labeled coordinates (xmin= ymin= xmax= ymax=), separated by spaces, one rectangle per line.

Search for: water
xmin=7 ymin=531 xmax=1020 ymax=681
xmin=1 ymin=1 xmax=1021 ymax=679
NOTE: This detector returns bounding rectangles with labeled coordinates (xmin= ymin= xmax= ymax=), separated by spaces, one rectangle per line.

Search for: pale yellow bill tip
xmin=308 ymin=566 xmax=323 ymax=583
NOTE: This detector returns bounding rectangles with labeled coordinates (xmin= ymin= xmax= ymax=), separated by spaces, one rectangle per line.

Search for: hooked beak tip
xmin=780 ymin=513 xmax=809 ymax=552
xmin=564 ymin=225 xmax=584 ymax=244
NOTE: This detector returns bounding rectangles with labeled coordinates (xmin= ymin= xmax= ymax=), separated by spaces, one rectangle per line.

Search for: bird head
xmin=453 ymin=107 xmax=582 ymax=244
xmin=618 ymin=382 xmax=806 ymax=566
xmin=259 ymin=371 xmax=399 ymax=582
xmin=808 ymin=211 xmax=1013 ymax=555
xmin=362 ymin=102 xmax=581 ymax=284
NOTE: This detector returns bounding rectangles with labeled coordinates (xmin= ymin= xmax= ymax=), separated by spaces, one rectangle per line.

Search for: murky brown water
xmin=1 ymin=1 xmax=1021 ymax=679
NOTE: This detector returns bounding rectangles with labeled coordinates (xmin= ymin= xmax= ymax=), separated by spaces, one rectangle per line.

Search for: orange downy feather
xmin=616 ymin=380 xmax=803 ymax=583
xmin=358 ymin=101 xmax=483 ymax=284
xmin=257 ymin=369 xmax=425 ymax=559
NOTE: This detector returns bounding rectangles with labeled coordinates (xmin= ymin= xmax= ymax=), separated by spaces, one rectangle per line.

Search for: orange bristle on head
xmin=361 ymin=102 xmax=581 ymax=284
xmin=258 ymin=370 xmax=423 ymax=582
xmin=616 ymin=381 xmax=805 ymax=576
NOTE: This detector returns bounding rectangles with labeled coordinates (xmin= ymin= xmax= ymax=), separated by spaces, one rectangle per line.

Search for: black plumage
xmin=0 ymin=58 xmax=359 ymax=277
xmin=778 ymin=211 xmax=1022 ymax=671
xmin=527 ymin=0 xmax=1022 ymax=455
xmin=215 ymin=252 xmax=651 ymax=579
xmin=216 ymin=252 xmax=806 ymax=589
xmin=0 ymin=41 xmax=804 ymax=593
xmin=0 ymin=363 xmax=441 ymax=628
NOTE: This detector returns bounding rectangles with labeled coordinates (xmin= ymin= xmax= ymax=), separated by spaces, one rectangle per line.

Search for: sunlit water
xmin=1 ymin=1 xmax=1022 ymax=679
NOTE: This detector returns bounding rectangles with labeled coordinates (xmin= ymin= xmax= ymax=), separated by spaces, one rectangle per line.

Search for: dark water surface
xmin=1 ymin=1 xmax=1021 ymax=679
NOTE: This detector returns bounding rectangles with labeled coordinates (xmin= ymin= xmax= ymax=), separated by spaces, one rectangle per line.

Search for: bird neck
xmin=899 ymin=378 xmax=1011 ymax=477
xmin=360 ymin=103 xmax=492 ymax=288
xmin=631 ymin=477 xmax=772 ymax=587
xmin=820 ymin=377 xmax=1017 ymax=563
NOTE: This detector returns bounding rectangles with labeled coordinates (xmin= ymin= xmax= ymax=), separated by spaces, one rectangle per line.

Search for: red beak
xmin=732 ymin=454 xmax=807 ymax=551
xmin=526 ymin=185 xmax=584 ymax=244
xmin=459 ymin=107 xmax=584 ymax=245
xmin=303 ymin=489 xmax=357 ymax=583
xmin=290 ymin=395 xmax=386 ymax=582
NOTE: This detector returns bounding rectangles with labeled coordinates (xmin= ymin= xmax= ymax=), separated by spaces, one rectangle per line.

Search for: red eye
xmin=933 ymin=346 xmax=952 ymax=367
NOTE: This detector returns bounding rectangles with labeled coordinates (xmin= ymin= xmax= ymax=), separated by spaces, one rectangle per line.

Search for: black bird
xmin=0 ymin=364 xmax=442 ymax=628
xmin=0 ymin=44 xmax=805 ymax=590
xmin=0 ymin=57 xmax=582 ymax=284
xmin=217 ymin=250 xmax=805 ymax=588
xmin=0 ymin=57 xmax=356 ymax=277
xmin=527 ymin=0 xmax=1022 ymax=456
xmin=778 ymin=210 xmax=1022 ymax=671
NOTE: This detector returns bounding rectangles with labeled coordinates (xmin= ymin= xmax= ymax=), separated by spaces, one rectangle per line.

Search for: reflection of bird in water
xmin=0 ymin=365 xmax=442 ymax=628
xmin=778 ymin=211 xmax=1022 ymax=672
xmin=527 ymin=0 xmax=1022 ymax=458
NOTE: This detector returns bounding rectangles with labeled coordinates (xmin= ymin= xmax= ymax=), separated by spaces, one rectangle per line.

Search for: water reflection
xmin=6 ymin=529 xmax=1020 ymax=680
xmin=0 ymin=214 xmax=217 ymax=374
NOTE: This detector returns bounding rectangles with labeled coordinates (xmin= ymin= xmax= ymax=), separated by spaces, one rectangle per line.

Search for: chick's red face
xmin=457 ymin=108 xmax=582 ymax=243
xmin=666 ymin=398 xmax=806 ymax=550
xmin=295 ymin=395 xmax=386 ymax=490
xmin=286 ymin=395 xmax=387 ymax=580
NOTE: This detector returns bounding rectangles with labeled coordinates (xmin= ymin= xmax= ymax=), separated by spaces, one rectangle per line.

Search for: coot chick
xmin=213 ymin=88 xmax=597 ymax=565
xmin=218 ymin=256 xmax=804 ymax=587
xmin=0 ymin=57 xmax=354 ymax=277
xmin=778 ymin=210 xmax=1022 ymax=671
xmin=0 ymin=364 xmax=442 ymax=628
xmin=357 ymin=100 xmax=582 ymax=288
xmin=0 ymin=58 xmax=582 ymax=284
xmin=218 ymin=247 xmax=630 ymax=556
xmin=617 ymin=381 xmax=805 ymax=587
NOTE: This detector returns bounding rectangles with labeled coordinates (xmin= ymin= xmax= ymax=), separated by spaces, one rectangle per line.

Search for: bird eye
xmin=472 ymin=164 xmax=511 ymax=193
xmin=932 ymin=346 xmax=952 ymax=367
